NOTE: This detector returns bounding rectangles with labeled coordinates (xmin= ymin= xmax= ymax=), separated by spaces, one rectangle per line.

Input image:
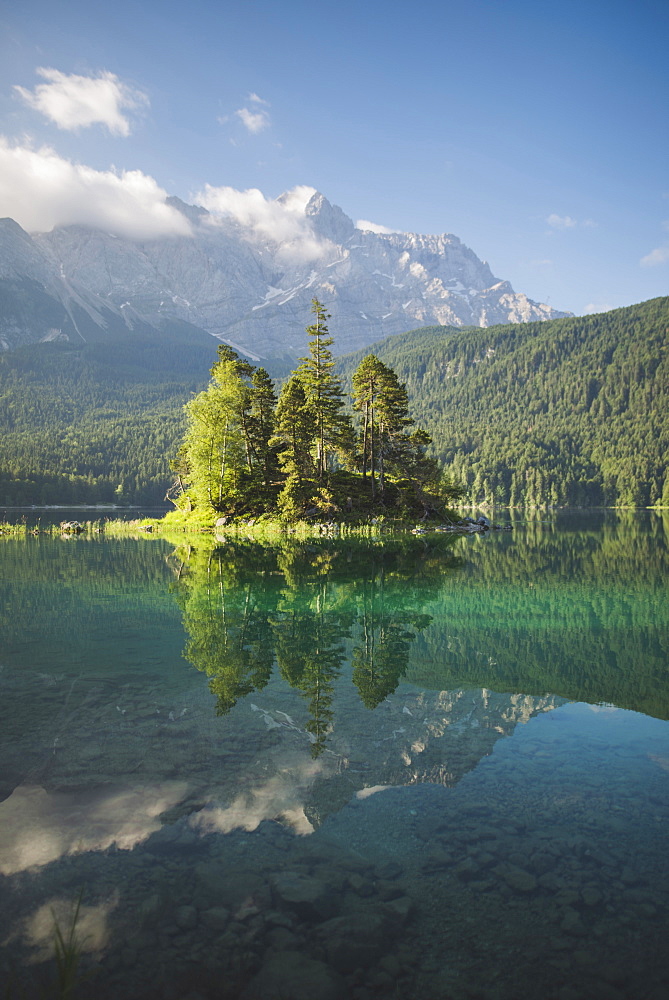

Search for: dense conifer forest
xmin=0 ymin=329 xmax=214 ymax=506
xmin=339 ymin=297 xmax=669 ymax=507
xmin=0 ymin=296 xmax=666 ymax=509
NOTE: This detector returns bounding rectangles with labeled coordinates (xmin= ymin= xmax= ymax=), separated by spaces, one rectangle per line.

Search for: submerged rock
xmin=315 ymin=905 xmax=405 ymax=974
xmin=495 ymin=862 xmax=537 ymax=893
xmin=269 ymin=871 xmax=334 ymax=922
xmin=240 ymin=950 xmax=348 ymax=1000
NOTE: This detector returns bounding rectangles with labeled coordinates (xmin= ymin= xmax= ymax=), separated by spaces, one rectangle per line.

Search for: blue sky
xmin=0 ymin=0 xmax=667 ymax=316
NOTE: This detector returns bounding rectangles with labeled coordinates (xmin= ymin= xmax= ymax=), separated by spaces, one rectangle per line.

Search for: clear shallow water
xmin=1 ymin=511 xmax=668 ymax=999
xmin=0 ymin=506 xmax=169 ymax=527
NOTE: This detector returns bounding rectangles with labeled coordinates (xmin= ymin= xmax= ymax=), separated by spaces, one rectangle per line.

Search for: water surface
xmin=1 ymin=511 xmax=668 ymax=999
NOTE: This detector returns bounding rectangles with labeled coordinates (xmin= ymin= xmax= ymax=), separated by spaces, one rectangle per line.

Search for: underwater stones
xmin=346 ymin=873 xmax=375 ymax=897
xmin=385 ymin=895 xmax=413 ymax=923
xmin=193 ymin=863 xmax=269 ymax=911
xmin=530 ymin=850 xmax=555 ymax=874
xmin=264 ymin=909 xmax=294 ymax=928
xmin=175 ymin=905 xmax=198 ymax=930
xmin=420 ymin=846 xmax=454 ymax=872
xmin=555 ymin=889 xmax=580 ymax=907
xmin=560 ymin=906 xmax=588 ymax=936
xmin=265 ymin=926 xmax=300 ymax=951
xmin=495 ymin=863 xmax=537 ymax=893
xmin=240 ymin=950 xmax=348 ymax=1000
xmin=454 ymin=857 xmax=478 ymax=881
xmin=379 ymin=953 xmax=402 ymax=978
xmin=374 ymin=860 xmax=403 ymax=880
xmin=620 ymin=866 xmax=640 ymax=886
xmin=374 ymin=878 xmax=404 ymax=901
xmin=317 ymin=911 xmax=389 ymax=974
xmin=581 ymin=887 xmax=602 ymax=907
xmin=200 ymin=905 xmax=230 ymax=930
xmin=270 ymin=870 xmax=334 ymax=921
xmin=366 ymin=969 xmax=395 ymax=992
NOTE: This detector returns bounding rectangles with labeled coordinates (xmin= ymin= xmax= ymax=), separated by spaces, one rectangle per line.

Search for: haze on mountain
xmin=0 ymin=187 xmax=568 ymax=360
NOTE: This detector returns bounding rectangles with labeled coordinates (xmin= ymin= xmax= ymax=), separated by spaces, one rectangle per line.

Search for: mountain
xmin=337 ymin=297 xmax=669 ymax=507
xmin=0 ymin=216 xmax=218 ymax=352
xmin=0 ymin=190 xmax=568 ymax=359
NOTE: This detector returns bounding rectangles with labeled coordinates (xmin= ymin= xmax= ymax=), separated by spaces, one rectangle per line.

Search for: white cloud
xmin=545 ymin=213 xmax=597 ymax=233
xmin=0 ymin=781 xmax=188 ymax=875
xmin=546 ymin=213 xmax=577 ymax=230
xmin=356 ymin=219 xmax=402 ymax=234
xmin=189 ymin=760 xmax=322 ymax=837
xmin=640 ymin=246 xmax=669 ymax=266
xmin=14 ymin=67 xmax=148 ymax=136
xmin=248 ymin=92 xmax=270 ymax=105
xmin=19 ymin=895 xmax=118 ymax=962
xmin=0 ymin=138 xmax=192 ymax=239
xmin=584 ymin=302 xmax=615 ymax=314
xmin=235 ymin=106 xmax=270 ymax=133
xmin=194 ymin=183 xmax=331 ymax=261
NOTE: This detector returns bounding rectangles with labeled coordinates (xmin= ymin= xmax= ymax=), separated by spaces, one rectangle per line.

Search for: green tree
xmin=248 ymin=367 xmax=278 ymax=488
xmin=182 ymin=359 xmax=248 ymax=513
xmin=211 ymin=344 xmax=256 ymax=474
xmin=297 ymin=299 xmax=353 ymax=478
xmin=352 ymin=354 xmax=414 ymax=497
xmin=271 ymin=375 xmax=316 ymax=481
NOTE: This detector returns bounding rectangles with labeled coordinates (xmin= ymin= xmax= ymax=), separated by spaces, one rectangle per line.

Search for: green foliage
xmin=352 ymin=353 xmax=414 ymax=497
xmin=173 ymin=535 xmax=451 ymax=753
xmin=276 ymin=471 xmax=312 ymax=521
xmin=3 ymin=297 xmax=667 ymax=511
xmin=0 ymin=331 xmax=215 ymax=506
xmin=180 ymin=303 xmax=439 ymax=522
xmin=171 ymin=511 xmax=669 ymax=746
xmin=182 ymin=359 xmax=248 ymax=513
xmin=248 ymin=367 xmax=278 ymax=486
xmin=297 ymin=299 xmax=353 ymax=478
xmin=271 ymin=375 xmax=316 ymax=481
xmin=338 ymin=297 xmax=669 ymax=507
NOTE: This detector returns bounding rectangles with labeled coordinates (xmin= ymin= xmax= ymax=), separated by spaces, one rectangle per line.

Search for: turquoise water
xmin=0 ymin=511 xmax=668 ymax=999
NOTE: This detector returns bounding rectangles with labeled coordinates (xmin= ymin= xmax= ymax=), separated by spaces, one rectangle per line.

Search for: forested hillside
xmin=1 ymin=297 xmax=667 ymax=509
xmin=0 ymin=328 xmax=215 ymax=506
xmin=338 ymin=297 xmax=669 ymax=507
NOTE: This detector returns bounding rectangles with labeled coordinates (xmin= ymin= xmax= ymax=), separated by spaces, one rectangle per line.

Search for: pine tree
xmin=297 ymin=299 xmax=352 ymax=479
xmin=248 ymin=367 xmax=278 ymax=487
xmin=211 ymin=343 xmax=256 ymax=473
xmin=271 ymin=375 xmax=316 ymax=481
xmin=353 ymin=354 xmax=414 ymax=497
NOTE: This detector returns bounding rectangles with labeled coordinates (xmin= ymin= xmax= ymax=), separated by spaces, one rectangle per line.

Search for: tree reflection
xmin=171 ymin=513 xmax=669 ymax=736
xmin=176 ymin=548 xmax=276 ymax=716
xmin=352 ymin=571 xmax=432 ymax=709
xmin=173 ymin=537 xmax=457 ymax=753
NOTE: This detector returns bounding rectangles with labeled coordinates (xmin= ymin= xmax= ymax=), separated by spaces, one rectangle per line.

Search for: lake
xmin=1 ymin=511 xmax=668 ymax=999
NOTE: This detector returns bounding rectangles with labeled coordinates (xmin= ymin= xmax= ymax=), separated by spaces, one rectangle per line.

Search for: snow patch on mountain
xmin=0 ymin=190 xmax=570 ymax=356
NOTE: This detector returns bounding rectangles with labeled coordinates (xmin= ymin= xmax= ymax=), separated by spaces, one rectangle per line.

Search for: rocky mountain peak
xmin=166 ymin=196 xmax=210 ymax=226
xmin=304 ymin=192 xmax=356 ymax=243
xmin=0 ymin=190 xmax=570 ymax=357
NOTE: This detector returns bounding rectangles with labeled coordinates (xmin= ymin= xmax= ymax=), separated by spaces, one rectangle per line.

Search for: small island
xmin=162 ymin=299 xmax=466 ymax=532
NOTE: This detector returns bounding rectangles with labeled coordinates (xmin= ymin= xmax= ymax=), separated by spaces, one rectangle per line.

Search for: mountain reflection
xmin=172 ymin=537 xmax=458 ymax=754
